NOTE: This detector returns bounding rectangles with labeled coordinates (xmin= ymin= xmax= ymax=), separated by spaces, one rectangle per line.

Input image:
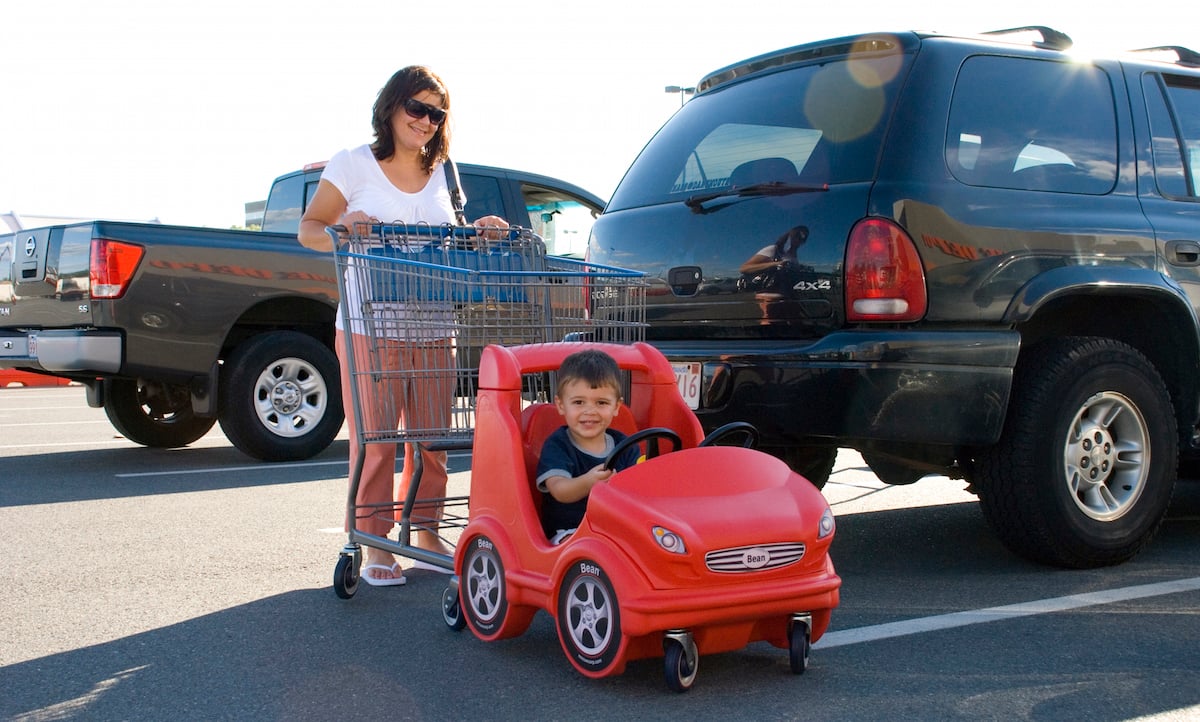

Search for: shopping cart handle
xmin=374 ymin=223 xmax=521 ymax=242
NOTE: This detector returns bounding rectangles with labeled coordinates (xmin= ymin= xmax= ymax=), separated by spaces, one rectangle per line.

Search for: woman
xmin=299 ymin=66 xmax=505 ymax=586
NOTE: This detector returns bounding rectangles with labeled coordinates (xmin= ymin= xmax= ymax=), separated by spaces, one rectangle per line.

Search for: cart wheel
xmin=663 ymin=636 xmax=699 ymax=692
xmin=557 ymin=559 xmax=622 ymax=675
xmin=333 ymin=554 xmax=359 ymax=600
xmin=789 ymin=618 xmax=811 ymax=674
xmin=442 ymin=584 xmax=467 ymax=631
xmin=461 ymin=535 xmax=508 ymax=637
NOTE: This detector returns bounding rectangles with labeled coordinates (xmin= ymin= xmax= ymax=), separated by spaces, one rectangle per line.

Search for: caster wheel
xmin=789 ymin=619 xmax=811 ymax=674
xmin=333 ymin=554 xmax=359 ymax=599
xmin=442 ymin=584 xmax=467 ymax=631
xmin=663 ymin=636 xmax=698 ymax=692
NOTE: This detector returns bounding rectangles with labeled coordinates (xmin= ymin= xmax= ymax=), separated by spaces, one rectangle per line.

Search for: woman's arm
xmin=298 ymin=179 xmax=351 ymax=252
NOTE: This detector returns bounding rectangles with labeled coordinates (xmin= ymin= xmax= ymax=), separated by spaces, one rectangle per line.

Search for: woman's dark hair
xmin=370 ymin=65 xmax=451 ymax=172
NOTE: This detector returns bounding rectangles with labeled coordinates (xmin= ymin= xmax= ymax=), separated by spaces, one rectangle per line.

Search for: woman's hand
xmin=342 ymin=209 xmax=379 ymax=235
xmin=472 ymin=214 xmax=509 ymax=241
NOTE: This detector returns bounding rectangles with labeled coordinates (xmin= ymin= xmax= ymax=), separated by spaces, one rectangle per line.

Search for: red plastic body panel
xmin=459 ymin=341 xmax=840 ymax=680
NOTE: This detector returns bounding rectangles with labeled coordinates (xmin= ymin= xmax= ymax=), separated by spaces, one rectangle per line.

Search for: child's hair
xmin=555 ymin=349 xmax=622 ymax=397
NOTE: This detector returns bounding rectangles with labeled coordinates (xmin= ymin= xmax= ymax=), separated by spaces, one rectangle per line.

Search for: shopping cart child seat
xmin=519 ymin=401 xmax=639 ymax=530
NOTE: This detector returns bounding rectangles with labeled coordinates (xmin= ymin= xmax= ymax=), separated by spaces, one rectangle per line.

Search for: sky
xmin=4 ymin=0 xmax=1200 ymax=229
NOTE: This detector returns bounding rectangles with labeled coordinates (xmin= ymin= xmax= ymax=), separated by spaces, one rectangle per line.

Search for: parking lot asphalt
xmin=2 ymin=385 xmax=1199 ymax=720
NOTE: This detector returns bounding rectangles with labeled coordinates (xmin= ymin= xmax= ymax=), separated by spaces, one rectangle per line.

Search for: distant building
xmin=2 ymin=211 xmax=160 ymax=232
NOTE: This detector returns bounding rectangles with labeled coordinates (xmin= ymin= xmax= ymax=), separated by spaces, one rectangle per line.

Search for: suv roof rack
xmin=1128 ymin=45 xmax=1200 ymax=67
xmin=981 ymin=26 xmax=1073 ymax=51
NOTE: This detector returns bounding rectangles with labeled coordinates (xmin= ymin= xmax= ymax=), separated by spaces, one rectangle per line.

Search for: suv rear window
xmin=946 ymin=56 xmax=1118 ymax=195
xmin=607 ymin=51 xmax=909 ymax=211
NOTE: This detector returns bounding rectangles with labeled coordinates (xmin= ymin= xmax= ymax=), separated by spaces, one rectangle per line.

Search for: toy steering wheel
xmin=604 ymin=427 xmax=683 ymax=471
xmin=698 ymin=421 xmax=760 ymax=449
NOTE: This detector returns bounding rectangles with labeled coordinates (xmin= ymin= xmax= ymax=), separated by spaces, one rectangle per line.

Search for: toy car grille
xmin=705 ymin=542 xmax=806 ymax=573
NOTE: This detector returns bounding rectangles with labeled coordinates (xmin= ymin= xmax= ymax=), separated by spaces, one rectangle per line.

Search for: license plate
xmin=672 ymin=362 xmax=701 ymax=410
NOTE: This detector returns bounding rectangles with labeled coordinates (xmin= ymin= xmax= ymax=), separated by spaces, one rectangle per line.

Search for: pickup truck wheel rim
xmin=1062 ymin=390 xmax=1148 ymax=522
xmin=253 ymin=357 xmax=328 ymax=438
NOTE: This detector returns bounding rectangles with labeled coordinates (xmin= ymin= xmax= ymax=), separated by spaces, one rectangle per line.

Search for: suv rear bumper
xmin=654 ymin=329 xmax=1019 ymax=447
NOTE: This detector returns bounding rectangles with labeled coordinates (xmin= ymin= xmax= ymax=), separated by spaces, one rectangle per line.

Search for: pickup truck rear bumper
xmin=653 ymin=329 xmax=1019 ymax=447
xmin=0 ymin=330 xmax=122 ymax=374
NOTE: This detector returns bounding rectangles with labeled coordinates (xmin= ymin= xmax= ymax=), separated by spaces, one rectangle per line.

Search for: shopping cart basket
xmin=328 ymin=222 xmax=646 ymax=596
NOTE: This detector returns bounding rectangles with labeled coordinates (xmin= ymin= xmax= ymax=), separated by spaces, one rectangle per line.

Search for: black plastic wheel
xmin=604 ymin=428 xmax=682 ymax=470
xmin=699 ymin=421 xmax=759 ymax=448
xmin=442 ymin=584 xmax=467 ymax=630
xmin=461 ymin=536 xmax=508 ymax=637
xmin=663 ymin=637 xmax=698 ymax=692
xmin=333 ymin=554 xmax=358 ymax=600
xmin=788 ymin=619 xmax=811 ymax=674
xmin=218 ymin=330 xmax=342 ymax=462
xmin=557 ymin=559 xmax=622 ymax=675
xmin=103 ymin=378 xmax=216 ymax=448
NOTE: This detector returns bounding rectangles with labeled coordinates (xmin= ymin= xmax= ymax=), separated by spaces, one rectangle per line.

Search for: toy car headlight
xmin=818 ymin=507 xmax=835 ymax=539
xmin=652 ymin=525 xmax=687 ymax=554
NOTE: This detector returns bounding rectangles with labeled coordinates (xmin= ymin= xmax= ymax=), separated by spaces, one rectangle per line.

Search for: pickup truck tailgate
xmin=0 ymin=223 xmax=121 ymax=372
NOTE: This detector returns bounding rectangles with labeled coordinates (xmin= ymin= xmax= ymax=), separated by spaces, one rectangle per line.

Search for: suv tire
xmin=974 ymin=337 xmax=1177 ymax=568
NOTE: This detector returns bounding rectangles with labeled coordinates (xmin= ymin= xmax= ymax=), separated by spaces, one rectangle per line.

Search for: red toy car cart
xmin=441 ymin=341 xmax=840 ymax=691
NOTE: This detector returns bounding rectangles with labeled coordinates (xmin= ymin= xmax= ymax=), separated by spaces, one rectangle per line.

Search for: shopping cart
xmin=328 ymin=222 xmax=646 ymax=597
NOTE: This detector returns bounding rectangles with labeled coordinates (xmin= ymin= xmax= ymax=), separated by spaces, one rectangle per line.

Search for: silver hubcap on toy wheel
xmin=465 ymin=550 xmax=503 ymax=623
xmin=1062 ymin=391 xmax=1149 ymax=522
xmin=252 ymin=357 xmax=327 ymax=438
xmin=564 ymin=575 xmax=615 ymax=655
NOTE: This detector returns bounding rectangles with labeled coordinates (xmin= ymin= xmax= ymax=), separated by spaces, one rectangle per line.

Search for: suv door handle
xmin=1166 ymin=240 xmax=1200 ymax=267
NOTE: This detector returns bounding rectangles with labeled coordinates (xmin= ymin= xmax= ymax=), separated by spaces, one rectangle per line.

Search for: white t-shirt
xmin=324 ymin=145 xmax=462 ymax=340
xmin=322 ymin=144 xmax=458 ymax=227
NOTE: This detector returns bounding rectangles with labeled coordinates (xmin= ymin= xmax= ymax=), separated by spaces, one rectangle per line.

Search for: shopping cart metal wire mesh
xmin=329 ymin=222 xmax=646 ymax=585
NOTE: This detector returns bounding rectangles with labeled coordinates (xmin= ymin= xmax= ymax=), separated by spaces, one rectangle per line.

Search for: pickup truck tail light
xmin=90 ymin=238 xmax=145 ymax=299
xmin=844 ymin=218 xmax=927 ymax=322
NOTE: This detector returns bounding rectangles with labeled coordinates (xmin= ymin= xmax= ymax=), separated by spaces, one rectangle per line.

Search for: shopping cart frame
xmin=327 ymin=222 xmax=645 ymax=597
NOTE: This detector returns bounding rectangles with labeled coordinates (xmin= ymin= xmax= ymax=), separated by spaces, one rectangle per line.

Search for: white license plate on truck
xmin=672 ymin=362 xmax=701 ymax=409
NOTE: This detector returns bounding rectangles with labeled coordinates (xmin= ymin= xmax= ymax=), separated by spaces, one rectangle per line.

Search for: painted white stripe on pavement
xmin=816 ymin=576 xmax=1200 ymax=649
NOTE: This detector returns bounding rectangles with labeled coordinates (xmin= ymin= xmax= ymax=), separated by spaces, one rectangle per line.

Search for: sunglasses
xmin=402 ymin=97 xmax=446 ymax=125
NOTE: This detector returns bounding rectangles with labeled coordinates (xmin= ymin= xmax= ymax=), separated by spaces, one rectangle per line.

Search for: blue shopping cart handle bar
xmin=328 ymin=223 xmax=523 ymax=241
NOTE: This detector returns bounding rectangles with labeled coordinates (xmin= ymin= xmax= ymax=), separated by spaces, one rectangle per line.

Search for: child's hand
xmin=583 ymin=464 xmax=615 ymax=489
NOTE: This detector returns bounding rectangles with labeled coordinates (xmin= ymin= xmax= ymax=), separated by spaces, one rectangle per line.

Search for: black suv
xmin=588 ymin=27 xmax=1200 ymax=568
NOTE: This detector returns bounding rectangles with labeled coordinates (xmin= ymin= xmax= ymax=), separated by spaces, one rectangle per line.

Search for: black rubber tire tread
xmin=104 ymin=378 xmax=216 ymax=448
xmin=774 ymin=445 xmax=837 ymax=490
xmin=974 ymin=337 xmax=1177 ymax=568
xmin=217 ymin=331 xmax=342 ymax=462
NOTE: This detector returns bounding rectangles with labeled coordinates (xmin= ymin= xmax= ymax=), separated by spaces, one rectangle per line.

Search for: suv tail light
xmin=844 ymin=218 xmax=927 ymax=322
xmin=90 ymin=238 xmax=145 ymax=299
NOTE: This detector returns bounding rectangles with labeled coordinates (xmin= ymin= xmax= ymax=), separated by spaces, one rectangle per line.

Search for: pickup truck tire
xmin=974 ymin=337 xmax=1177 ymax=569
xmin=104 ymin=378 xmax=218 ymax=448
xmin=217 ymin=331 xmax=343 ymax=462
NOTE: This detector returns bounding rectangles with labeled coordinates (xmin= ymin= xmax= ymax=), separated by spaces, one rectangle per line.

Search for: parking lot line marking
xmin=815 ymin=576 xmax=1200 ymax=649
xmin=117 ymin=460 xmax=345 ymax=477
xmin=114 ymin=451 xmax=473 ymax=478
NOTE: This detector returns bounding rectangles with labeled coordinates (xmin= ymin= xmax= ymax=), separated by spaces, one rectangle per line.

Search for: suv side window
xmin=946 ymin=56 xmax=1118 ymax=194
xmin=1145 ymin=73 xmax=1200 ymax=198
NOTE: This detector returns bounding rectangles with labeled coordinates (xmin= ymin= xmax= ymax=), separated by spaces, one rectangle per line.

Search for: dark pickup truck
xmin=0 ymin=163 xmax=604 ymax=461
